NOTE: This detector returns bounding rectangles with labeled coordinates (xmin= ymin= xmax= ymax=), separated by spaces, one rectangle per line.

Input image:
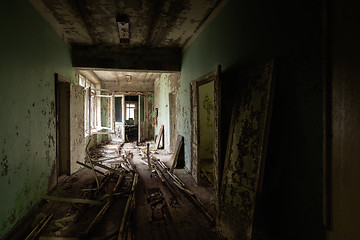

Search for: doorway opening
xmin=125 ymin=95 xmax=138 ymax=142
xmin=169 ymin=92 xmax=177 ymax=152
xmin=190 ymin=66 xmax=221 ymax=193
xmin=114 ymin=96 xmax=124 ymax=141
xmin=55 ymin=74 xmax=70 ymax=184
xmin=198 ymin=81 xmax=215 ymax=187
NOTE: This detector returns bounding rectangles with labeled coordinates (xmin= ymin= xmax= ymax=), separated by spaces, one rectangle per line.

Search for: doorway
xmin=114 ymin=95 xmax=125 ymax=141
xmin=169 ymin=92 xmax=177 ymax=152
xmin=55 ymin=74 xmax=70 ymax=181
xmin=125 ymin=95 xmax=138 ymax=142
xmin=190 ymin=66 xmax=221 ymax=192
xmin=198 ymin=82 xmax=215 ymax=187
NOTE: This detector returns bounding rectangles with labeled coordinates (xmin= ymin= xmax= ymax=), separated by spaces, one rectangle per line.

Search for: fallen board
xmin=170 ymin=135 xmax=184 ymax=172
xmin=155 ymin=125 xmax=164 ymax=149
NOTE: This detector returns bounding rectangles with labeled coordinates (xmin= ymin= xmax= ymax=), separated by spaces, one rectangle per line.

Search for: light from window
xmin=126 ymin=103 xmax=135 ymax=120
xmin=79 ymin=75 xmax=85 ymax=87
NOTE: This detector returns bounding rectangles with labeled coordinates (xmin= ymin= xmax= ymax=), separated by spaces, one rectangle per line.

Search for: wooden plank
xmin=76 ymin=161 xmax=105 ymax=175
xmin=41 ymin=196 xmax=103 ymax=205
xmin=91 ymin=161 xmax=133 ymax=177
xmin=25 ymin=214 xmax=53 ymax=240
xmin=155 ymin=125 xmax=164 ymax=149
xmin=39 ymin=237 xmax=79 ymax=240
xmin=118 ymin=174 xmax=138 ymax=240
xmin=170 ymin=135 xmax=184 ymax=173
xmin=146 ymin=143 xmax=151 ymax=169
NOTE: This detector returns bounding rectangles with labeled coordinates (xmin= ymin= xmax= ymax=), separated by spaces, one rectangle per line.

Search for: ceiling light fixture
xmin=116 ymin=15 xmax=130 ymax=44
xmin=125 ymin=75 xmax=132 ymax=82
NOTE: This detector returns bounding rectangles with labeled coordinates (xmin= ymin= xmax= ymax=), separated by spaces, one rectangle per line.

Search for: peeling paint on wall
xmin=70 ymin=84 xmax=85 ymax=174
xmin=154 ymin=73 xmax=181 ymax=152
xmin=218 ymin=62 xmax=275 ymax=239
xmin=199 ymin=81 xmax=214 ymax=160
xmin=0 ymin=0 xmax=76 ymax=237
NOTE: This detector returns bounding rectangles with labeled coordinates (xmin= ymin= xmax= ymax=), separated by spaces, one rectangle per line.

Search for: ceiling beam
xmin=72 ymin=46 xmax=182 ymax=71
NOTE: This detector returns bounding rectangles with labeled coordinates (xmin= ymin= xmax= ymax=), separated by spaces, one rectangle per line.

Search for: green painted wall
xmin=154 ymin=73 xmax=181 ymax=151
xmin=198 ymin=81 xmax=214 ymax=160
xmin=176 ymin=0 xmax=324 ymax=239
xmin=0 ymin=0 xmax=76 ymax=237
xmin=154 ymin=74 xmax=172 ymax=151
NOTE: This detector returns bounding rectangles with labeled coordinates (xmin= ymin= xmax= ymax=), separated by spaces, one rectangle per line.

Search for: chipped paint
xmin=199 ymin=81 xmax=214 ymax=160
xmin=0 ymin=0 xmax=76 ymax=237
xmin=218 ymin=62 xmax=275 ymax=239
xmin=70 ymin=84 xmax=85 ymax=174
xmin=154 ymin=73 xmax=181 ymax=151
xmin=30 ymin=0 xmax=223 ymax=48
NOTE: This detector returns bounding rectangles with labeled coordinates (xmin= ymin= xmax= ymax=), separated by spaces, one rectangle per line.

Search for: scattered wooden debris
xmin=75 ymin=161 xmax=105 ymax=175
xmin=154 ymin=165 xmax=179 ymax=207
xmin=25 ymin=213 xmax=53 ymax=240
xmin=91 ymin=161 xmax=133 ymax=178
xmin=84 ymin=175 xmax=124 ymax=235
xmin=118 ymin=173 xmax=138 ymax=240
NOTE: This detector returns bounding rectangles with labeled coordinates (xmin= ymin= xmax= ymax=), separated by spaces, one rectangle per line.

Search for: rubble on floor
xmin=9 ymin=141 xmax=223 ymax=240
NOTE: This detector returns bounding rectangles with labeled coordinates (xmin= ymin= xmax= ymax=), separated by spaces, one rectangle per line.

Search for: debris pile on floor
xmin=14 ymin=140 xmax=222 ymax=240
xmin=23 ymin=140 xmax=137 ymax=240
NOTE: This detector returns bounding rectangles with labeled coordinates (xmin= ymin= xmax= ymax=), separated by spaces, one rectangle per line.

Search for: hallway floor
xmin=6 ymin=141 xmax=223 ymax=240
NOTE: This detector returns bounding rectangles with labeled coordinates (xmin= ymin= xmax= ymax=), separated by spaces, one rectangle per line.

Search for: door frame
xmin=190 ymin=65 xmax=221 ymax=193
xmin=169 ymin=91 xmax=177 ymax=152
xmin=55 ymin=73 xmax=70 ymax=183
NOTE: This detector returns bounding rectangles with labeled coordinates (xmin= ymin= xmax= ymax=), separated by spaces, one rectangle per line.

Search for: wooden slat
xmin=155 ymin=125 xmax=164 ymax=149
xmin=170 ymin=135 xmax=184 ymax=173
xmin=41 ymin=196 xmax=103 ymax=205
xmin=92 ymin=161 xmax=133 ymax=178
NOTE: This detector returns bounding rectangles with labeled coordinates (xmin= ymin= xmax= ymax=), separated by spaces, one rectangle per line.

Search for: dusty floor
xmin=5 ymin=141 xmax=223 ymax=240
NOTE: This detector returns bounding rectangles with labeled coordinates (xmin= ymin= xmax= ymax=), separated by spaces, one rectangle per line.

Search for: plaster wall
xmin=144 ymin=94 xmax=154 ymax=140
xmin=176 ymin=0 xmax=323 ymax=239
xmin=154 ymin=73 xmax=180 ymax=152
xmin=69 ymin=84 xmax=85 ymax=174
xmin=0 ymin=0 xmax=76 ymax=237
xmin=154 ymin=74 xmax=171 ymax=151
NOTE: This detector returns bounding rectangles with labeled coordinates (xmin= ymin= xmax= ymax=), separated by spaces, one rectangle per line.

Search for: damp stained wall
xmin=198 ymin=81 xmax=214 ymax=160
xmin=154 ymin=73 xmax=181 ymax=152
xmin=0 ymin=0 xmax=76 ymax=237
xmin=175 ymin=0 xmax=324 ymax=239
xmin=144 ymin=94 xmax=154 ymax=140
xmin=69 ymin=84 xmax=85 ymax=174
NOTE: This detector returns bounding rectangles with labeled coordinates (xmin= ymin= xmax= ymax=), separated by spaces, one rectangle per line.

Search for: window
xmin=126 ymin=103 xmax=136 ymax=120
xmin=79 ymin=74 xmax=115 ymax=136
xmin=79 ymin=75 xmax=86 ymax=87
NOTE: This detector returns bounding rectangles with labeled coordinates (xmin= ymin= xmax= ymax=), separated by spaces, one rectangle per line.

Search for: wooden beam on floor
xmin=91 ymin=161 xmax=133 ymax=178
xmin=170 ymin=135 xmax=184 ymax=172
xmin=41 ymin=196 xmax=103 ymax=205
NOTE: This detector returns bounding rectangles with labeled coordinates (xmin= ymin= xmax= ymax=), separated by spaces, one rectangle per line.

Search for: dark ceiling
xmin=30 ymin=0 xmax=223 ymax=48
